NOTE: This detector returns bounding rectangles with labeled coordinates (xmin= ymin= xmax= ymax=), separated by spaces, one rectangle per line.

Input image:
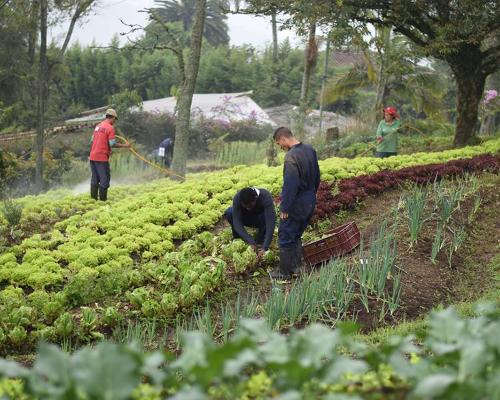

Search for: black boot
xmin=292 ymin=239 xmax=303 ymax=276
xmin=270 ymin=247 xmax=296 ymax=280
xmin=98 ymin=187 xmax=108 ymax=201
xmin=90 ymin=185 xmax=98 ymax=200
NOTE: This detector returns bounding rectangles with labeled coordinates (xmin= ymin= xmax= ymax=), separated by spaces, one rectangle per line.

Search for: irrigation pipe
xmin=116 ymin=134 xmax=186 ymax=181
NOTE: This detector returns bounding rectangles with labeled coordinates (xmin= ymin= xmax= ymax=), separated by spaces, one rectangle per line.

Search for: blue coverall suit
xmin=224 ymin=188 xmax=276 ymax=251
xmin=278 ymin=143 xmax=320 ymax=275
xmin=158 ymin=138 xmax=173 ymax=167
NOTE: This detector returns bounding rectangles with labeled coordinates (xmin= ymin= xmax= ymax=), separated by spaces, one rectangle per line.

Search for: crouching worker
xmin=89 ymin=108 xmax=130 ymax=201
xmin=224 ymin=187 xmax=276 ymax=257
xmin=272 ymin=127 xmax=320 ymax=280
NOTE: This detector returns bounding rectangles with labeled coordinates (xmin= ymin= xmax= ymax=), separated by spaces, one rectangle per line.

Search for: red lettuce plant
xmin=311 ymin=154 xmax=499 ymax=223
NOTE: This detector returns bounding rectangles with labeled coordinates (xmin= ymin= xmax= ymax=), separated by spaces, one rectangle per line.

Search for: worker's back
xmin=159 ymin=138 xmax=172 ymax=149
xmin=284 ymin=143 xmax=320 ymax=195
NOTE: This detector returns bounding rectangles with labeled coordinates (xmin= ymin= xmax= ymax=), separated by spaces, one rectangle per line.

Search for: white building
xmin=66 ymin=91 xmax=274 ymax=125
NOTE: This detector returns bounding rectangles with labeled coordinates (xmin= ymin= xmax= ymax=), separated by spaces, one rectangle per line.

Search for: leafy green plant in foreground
xmin=1 ymin=303 xmax=498 ymax=399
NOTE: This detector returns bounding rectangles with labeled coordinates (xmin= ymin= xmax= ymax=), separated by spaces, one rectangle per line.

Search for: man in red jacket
xmin=89 ymin=108 xmax=130 ymax=201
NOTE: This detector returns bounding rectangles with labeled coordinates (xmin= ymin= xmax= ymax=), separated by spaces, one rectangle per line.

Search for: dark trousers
xmin=164 ymin=154 xmax=172 ymax=168
xmin=224 ymin=207 xmax=266 ymax=244
xmin=90 ymin=160 xmax=111 ymax=189
xmin=276 ymin=199 xmax=315 ymax=276
xmin=278 ymin=200 xmax=315 ymax=249
xmin=376 ymin=151 xmax=397 ymax=158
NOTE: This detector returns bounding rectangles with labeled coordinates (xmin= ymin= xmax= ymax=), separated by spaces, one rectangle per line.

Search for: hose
xmin=116 ymin=135 xmax=187 ymax=181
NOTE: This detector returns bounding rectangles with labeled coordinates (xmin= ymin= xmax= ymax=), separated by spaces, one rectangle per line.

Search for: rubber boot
xmin=270 ymin=247 xmax=295 ymax=280
xmin=292 ymin=239 xmax=303 ymax=276
xmin=90 ymin=185 xmax=98 ymax=200
xmin=98 ymin=187 xmax=108 ymax=201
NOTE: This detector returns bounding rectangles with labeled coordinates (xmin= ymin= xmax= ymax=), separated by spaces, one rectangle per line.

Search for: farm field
xmin=0 ymin=139 xmax=498 ymax=338
xmin=0 ymin=140 xmax=499 ymax=400
xmin=1 ymin=148 xmax=499 ymax=398
xmin=2 ymin=0 xmax=500 ymax=397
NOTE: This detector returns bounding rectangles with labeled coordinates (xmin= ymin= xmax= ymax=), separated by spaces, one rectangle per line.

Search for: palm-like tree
xmin=153 ymin=0 xmax=229 ymax=46
xmin=323 ymin=34 xmax=447 ymax=121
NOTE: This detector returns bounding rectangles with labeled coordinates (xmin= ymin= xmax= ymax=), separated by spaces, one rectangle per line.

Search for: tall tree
xmin=34 ymin=0 xmax=96 ymax=192
xmin=343 ymin=0 xmax=500 ymax=146
xmin=299 ymin=23 xmax=317 ymax=108
xmin=36 ymin=0 xmax=48 ymax=193
xmin=0 ymin=1 xmax=34 ymax=117
xmin=372 ymin=25 xmax=391 ymax=125
xmin=153 ymin=0 xmax=228 ymax=46
xmin=323 ymin=34 xmax=447 ymax=122
xmin=295 ymin=22 xmax=318 ymax=140
xmin=271 ymin=13 xmax=278 ymax=62
xmin=230 ymin=1 xmax=279 ymax=59
xmin=246 ymin=0 xmax=500 ymax=147
xmin=149 ymin=0 xmax=207 ymax=178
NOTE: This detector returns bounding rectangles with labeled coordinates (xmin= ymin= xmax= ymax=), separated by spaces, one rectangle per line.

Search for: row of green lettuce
xmin=2 ymin=137 xmax=499 ymax=233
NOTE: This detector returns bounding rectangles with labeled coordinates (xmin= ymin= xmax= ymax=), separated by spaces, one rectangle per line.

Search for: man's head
xmin=273 ymin=126 xmax=297 ymax=151
xmin=240 ymin=187 xmax=258 ymax=210
xmin=105 ymin=108 xmax=118 ymax=125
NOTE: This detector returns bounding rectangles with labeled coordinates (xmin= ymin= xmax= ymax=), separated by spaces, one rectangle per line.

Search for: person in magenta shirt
xmin=89 ymin=108 xmax=130 ymax=201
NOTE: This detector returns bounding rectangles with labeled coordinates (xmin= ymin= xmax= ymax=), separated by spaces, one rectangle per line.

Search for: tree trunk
xmin=170 ymin=0 xmax=206 ymax=179
xmin=35 ymin=0 xmax=48 ymax=193
xmin=296 ymin=23 xmax=317 ymax=141
xmin=300 ymin=23 xmax=317 ymax=106
xmin=33 ymin=0 xmax=92 ymax=192
xmin=451 ymin=52 xmax=487 ymax=147
xmin=269 ymin=13 xmax=280 ymax=88
xmin=374 ymin=26 xmax=391 ymax=125
xmin=267 ymin=12 xmax=280 ymax=164
xmin=271 ymin=13 xmax=278 ymax=63
xmin=266 ymin=136 xmax=278 ymax=167
xmin=28 ymin=2 xmax=39 ymax=65
xmin=318 ymin=38 xmax=331 ymax=135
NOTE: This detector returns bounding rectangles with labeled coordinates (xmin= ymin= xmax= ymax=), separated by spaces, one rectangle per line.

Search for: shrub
xmin=1 ymin=199 xmax=23 ymax=227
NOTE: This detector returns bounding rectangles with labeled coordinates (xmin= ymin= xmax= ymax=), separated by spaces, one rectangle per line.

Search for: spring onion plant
xmin=431 ymin=225 xmax=444 ymax=263
xmin=403 ymin=186 xmax=427 ymax=244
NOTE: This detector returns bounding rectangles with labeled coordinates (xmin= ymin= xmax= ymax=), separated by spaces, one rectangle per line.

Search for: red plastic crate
xmin=302 ymin=221 xmax=361 ymax=267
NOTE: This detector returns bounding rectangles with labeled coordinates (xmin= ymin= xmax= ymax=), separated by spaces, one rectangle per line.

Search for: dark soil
xmin=339 ymin=175 xmax=498 ymax=330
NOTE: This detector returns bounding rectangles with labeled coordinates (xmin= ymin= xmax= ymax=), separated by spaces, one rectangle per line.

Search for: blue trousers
xmin=90 ymin=160 xmax=111 ymax=189
xmin=278 ymin=200 xmax=315 ymax=249
xmin=224 ymin=207 xmax=266 ymax=244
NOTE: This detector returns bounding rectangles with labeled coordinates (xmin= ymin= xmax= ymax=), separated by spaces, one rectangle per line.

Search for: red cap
xmin=384 ymin=107 xmax=399 ymax=118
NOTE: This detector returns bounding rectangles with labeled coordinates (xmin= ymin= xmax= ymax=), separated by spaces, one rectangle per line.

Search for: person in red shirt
xmin=89 ymin=108 xmax=130 ymax=201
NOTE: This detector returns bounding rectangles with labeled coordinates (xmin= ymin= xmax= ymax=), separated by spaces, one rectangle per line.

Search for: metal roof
xmin=66 ymin=92 xmax=275 ymax=125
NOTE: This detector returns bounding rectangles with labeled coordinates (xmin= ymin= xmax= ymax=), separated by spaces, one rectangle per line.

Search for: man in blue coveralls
xmin=224 ymin=187 xmax=276 ymax=257
xmin=158 ymin=137 xmax=174 ymax=168
xmin=271 ymin=127 xmax=320 ymax=280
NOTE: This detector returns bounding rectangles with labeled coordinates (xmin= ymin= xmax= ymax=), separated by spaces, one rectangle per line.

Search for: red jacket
xmin=89 ymin=119 xmax=116 ymax=162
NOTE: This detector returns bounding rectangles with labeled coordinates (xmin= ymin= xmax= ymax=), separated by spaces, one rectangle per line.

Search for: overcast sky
xmin=50 ymin=0 xmax=301 ymax=49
